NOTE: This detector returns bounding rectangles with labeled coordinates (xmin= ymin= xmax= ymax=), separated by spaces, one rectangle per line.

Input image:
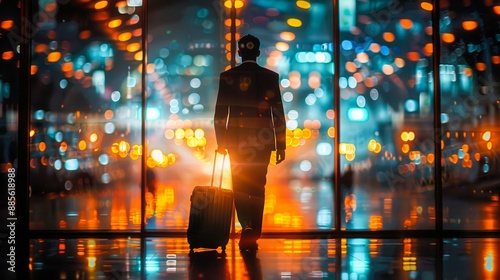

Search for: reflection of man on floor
xmin=214 ymin=34 xmax=286 ymax=253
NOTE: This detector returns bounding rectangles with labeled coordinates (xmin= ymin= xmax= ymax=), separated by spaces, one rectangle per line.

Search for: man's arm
xmin=271 ymin=74 xmax=286 ymax=150
xmin=214 ymin=74 xmax=229 ymax=154
xmin=270 ymin=73 xmax=286 ymax=164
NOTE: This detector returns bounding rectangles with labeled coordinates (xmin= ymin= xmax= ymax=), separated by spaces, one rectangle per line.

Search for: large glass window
xmin=29 ymin=0 xmax=144 ymax=230
xmin=145 ymin=0 xmax=334 ymax=232
xmin=144 ymin=0 xmax=225 ymax=230
xmin=339 ymin=1 xmax=434 ymax=230
xmin=14 ymin=0 xmax=499 ymax=233
xmin=234 ymin=0 xmax=335 ymax=231
xmin=441 ymin=2 xmax=500 ymax=230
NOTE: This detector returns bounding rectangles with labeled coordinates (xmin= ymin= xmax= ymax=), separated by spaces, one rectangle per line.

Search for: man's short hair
xmin=238 ymin=34 xmax=260 ymax=57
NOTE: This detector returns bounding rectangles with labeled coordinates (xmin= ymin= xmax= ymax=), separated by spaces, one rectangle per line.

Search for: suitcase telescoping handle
xmin=211 ymin=150 xmax=226 ymax=188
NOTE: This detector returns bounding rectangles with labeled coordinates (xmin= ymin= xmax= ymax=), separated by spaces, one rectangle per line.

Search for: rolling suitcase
xmin=187 ymin=152 xmax=234 ymax=252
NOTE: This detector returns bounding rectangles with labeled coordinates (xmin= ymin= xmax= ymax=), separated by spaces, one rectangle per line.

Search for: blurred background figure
xmin=342 ymin=164 xmax=356 ymax=223
xmin=146 ymin=168 xmax=158 ymax=218
xmin=341 ymin=164 xmax=354 ymax=196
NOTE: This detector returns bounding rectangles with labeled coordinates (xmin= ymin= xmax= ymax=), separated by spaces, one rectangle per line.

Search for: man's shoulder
xmin=222 ymin=63 xmax=278 ymax=76
xmin=220 ymin=67 xmax=238 ymax=77
xmin=260 ymin=66 xmax=278 ymax=76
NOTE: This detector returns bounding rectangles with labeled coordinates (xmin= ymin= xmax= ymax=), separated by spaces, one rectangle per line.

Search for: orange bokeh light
xmin=30 ymin=65 xmax=38 ymax=75
xmin=2 ymin=51 xmax=14 ymax=60
xmin=407 ymin=52 xmax=420 ymax=62
xmin=421 ymin=2 xmax=433 ymax=11
xmin=80 ymin=30 xmax=92 ymax=40
xmin=345 ymin=61 xmax=357 ymax=73
xmin=280 ymin=31 xmax=296 ymax=41
xmin=61 ymin=62 xmax=73 ymax=72
xmin=108 ymin=19 xmax=122 ymax=28
xmin=127 ymin=42 xmax=141 ymax=52
xmin=118 ymin=32 xmax=132 ymax=41
xmin=400 ymin=19 xmax=413 ymax=29
xmin=462 ymin=20 xmax=478 ymax=31
xmin=95 ymin=1 xmax=108 ymax=10
xmin=492 ymin=56 xmax=500 ymax=64
xmin=423 ymin=43 xmax=433 ymax=56
xmin=476 ymin=62 xmax=487 ymax=71
xmin=494 ymin=6 xmax=500 ymax=15
xmin=442 ymin=33 xmax=455 ymax=43
xmin=0 ymin=20 xmax=14 ymax=29
xmin=47 ymin=52 xmax=61 ymax=62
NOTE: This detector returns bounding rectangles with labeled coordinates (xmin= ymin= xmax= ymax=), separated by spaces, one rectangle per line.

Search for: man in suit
xmin=214 ymin=34 xmax=286 ymax=253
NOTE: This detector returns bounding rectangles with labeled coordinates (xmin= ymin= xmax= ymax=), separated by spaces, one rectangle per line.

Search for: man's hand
xmin=276 ymin=149 xmax=285 ymax=164
xmin=216 ymin=147 xmax=227 ymax=155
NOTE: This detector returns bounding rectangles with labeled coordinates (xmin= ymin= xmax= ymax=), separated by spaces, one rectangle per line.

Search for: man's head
xmin=238 ymin=34 xmax=260 ymax=60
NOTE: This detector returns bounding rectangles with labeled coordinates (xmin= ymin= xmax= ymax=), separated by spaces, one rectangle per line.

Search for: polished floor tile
xmin=27 ymin=236 xmax=499 ymax=279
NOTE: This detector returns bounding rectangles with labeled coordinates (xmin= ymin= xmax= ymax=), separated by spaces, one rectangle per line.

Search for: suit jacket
xmin=214 ymin=61 xmax=286 ymax=152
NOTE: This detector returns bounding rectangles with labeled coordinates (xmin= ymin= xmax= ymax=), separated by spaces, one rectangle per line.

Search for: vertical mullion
xmin=140 ymin=0 xmax=148 ymax=234
xmin=333 ymin=0 xmax=341 ymax=232
xmin=140 ymin=0 xmax=149 ymax=279
xmin=432 ymin=0 xmax=443 ymax=235
xmin=432 ymin=0 xmax=444 ymax=279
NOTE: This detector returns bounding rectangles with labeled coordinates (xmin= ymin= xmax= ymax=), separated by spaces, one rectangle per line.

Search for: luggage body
xmin=187 ymin=186 xmax=234 ymax=251
xmin=187 ymin=153 xmax=234 ymax=251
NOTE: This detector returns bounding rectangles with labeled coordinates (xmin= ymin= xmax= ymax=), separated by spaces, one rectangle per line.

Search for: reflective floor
xmin=26 ymin=236 xmax=500 ymax=280
xmin=28 ymin=174 xmax=500 ymax=232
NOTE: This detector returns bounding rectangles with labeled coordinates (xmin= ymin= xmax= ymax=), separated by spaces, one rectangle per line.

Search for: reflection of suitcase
xmin=187 ymin=153 xmax=233 ymax=252
xmin=188 ymin=250 xmax=229 ymax=280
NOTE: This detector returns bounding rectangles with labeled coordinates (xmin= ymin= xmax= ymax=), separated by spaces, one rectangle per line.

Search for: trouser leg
xmin=234 ymin=192 xmax=265 ymax=237
xmin=229 ymin=149 xmax=271 ymax=238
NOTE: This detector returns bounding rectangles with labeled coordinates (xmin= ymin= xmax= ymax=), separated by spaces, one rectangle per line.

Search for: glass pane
xmin=224 ymin=0 xmax=335 ymax=231
xmin=146 ymin=0 xmax=334 ymax=232
xmin=441 ymin=2 xmax=500 ymax=230
xmin=339 ymin=1 xmax=434 ymax=229
xmin=144 ymin=0 xmax=225 ymax=230
xmin=29 ymin=1 xmax=144 ymax=230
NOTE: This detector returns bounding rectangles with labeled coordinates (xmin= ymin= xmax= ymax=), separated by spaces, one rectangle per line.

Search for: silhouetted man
xmin=214 ymin=34 xmax=286 ymax=253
